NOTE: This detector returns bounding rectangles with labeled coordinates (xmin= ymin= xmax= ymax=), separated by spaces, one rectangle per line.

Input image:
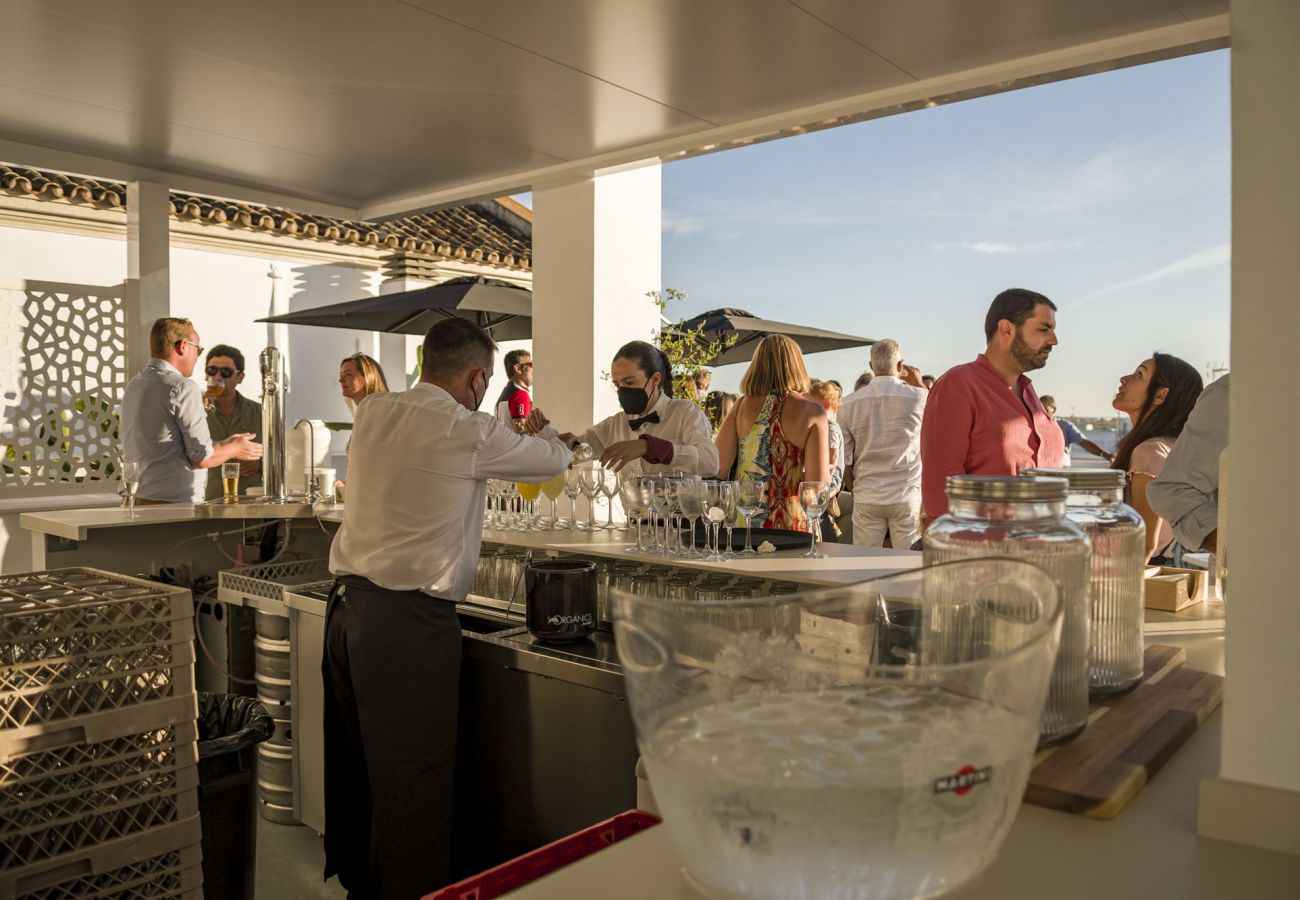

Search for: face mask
xmin=617 ymin=383 xmax=653 ymax=415
xmin=469 ymin=371 xmax=485 ymax=411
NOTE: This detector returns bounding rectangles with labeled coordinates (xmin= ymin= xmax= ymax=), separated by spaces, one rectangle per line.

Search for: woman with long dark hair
xmin=1111 ymin=352 xmax=1204 ymax=562
xmin=525 ymin=340 xmax=718 ymax=476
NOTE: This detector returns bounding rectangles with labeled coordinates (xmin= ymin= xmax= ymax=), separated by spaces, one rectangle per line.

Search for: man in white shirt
xmin=325 ymin=319 xmax=570 ymax=898
xmin=839 ymin=339 xmax=928 ymax=548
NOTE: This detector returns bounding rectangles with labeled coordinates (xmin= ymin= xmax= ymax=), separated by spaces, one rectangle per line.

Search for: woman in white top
xmin=526 ymin=341 xmax=719 ymax=476
xmin=1110 ymin=352 xmax=1204 ymax=562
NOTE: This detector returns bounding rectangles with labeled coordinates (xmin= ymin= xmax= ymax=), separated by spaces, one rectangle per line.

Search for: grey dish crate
xmin=217 ymin=558 xmax=332 ymax=615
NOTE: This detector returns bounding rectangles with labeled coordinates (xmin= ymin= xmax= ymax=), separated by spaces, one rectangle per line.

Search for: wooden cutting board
xmin=1024 ymin=644 xmax=1223 ymax=819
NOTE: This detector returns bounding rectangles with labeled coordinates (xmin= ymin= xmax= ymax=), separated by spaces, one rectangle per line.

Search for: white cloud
xmin=662 ymin=210 xmax=706 ymax=237
xmin=1086 ymin=243 xmax=1230 ymax=299
xmin=937 ymin=239 xmax=1085 ymax=255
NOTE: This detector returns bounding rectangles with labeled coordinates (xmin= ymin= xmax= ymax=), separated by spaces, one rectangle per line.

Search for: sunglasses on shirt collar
xmin=205 ymin=365 xmax=238 ymax=378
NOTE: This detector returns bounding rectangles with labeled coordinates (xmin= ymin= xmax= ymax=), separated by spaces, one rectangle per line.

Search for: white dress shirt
xmin=839 ymin=376 xmax=928 ymax=505
xmin=330 ymin=383 xmax=571 ymax=599
xmin=121 ymin=359 xmax=213 ymax=502
xmin=579 ymin=392 xmax=720 ymax=478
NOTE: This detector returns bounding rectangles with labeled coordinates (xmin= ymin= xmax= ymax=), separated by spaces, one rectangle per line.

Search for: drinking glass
xmin=541 ymin=471 xmax=567 ymax=528
xmin=799 ymin=480 xmax=831 ymax=559
xmin=619 ymin=476 xmax=649 ymax=552
xmin=718 ymin=479 xmax=739 ymax=560
xmin=221 ymin=461 xmax=241 ymax=503
xmin=121 ymin=459 xmax=141 ymax=518
xmin=735 ymin=477 xmax=768 ymax=556
xmin=658 ymin=477 xmax=682 ymax=556
xmin=517 ymin=481 xmax=543 ymax=530
xmin=600 ymin=469 xmax=621 ymax=531
xmin=563 ymin=468 xmax=584 ymax=530
xmin=637 ymin=476 xmax=663 ymax=554
xmin=676 ymin=477 xmax=705 ymax=559
xmin=578 ymin=465 xmax=605 ymax=531
xmin=503 ymin=481 xmax=523 ymax=531
xmin=702 ymin=481 xmax=734 ymax=562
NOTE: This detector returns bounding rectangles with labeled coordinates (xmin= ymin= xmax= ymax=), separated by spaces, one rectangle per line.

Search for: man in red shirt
xmin=920 ymin=288 xmax=1066 ymax=522
xmin=494 ymin=349 xmax=533 ymax=431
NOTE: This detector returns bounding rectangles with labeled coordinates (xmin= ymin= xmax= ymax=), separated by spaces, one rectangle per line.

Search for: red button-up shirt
xmin=920 ymin=354 xmax=1065 ymax=519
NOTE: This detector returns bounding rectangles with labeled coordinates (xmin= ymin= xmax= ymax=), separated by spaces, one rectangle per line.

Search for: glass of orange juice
xmin=517 ymin=481 xmax=543 ymax=530
xmin=540 ymin=472 xmax=567 ymax=529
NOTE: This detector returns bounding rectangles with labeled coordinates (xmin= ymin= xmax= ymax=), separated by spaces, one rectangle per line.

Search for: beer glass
xmin=222 ymin=461 xmax=240 ymax=502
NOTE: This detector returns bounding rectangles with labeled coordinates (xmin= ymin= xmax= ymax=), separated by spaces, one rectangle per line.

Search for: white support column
xmin=1198 ymin=0 xmax=1300 ymax=858
xmin=124 ymin=181 xmax=170 ymax=372
xmin=531 ymin=162 xmax=662 ymax=434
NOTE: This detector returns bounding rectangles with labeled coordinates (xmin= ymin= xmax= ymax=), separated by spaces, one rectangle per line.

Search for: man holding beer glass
xmin=202 ymin=344 xmax=264 ymax=500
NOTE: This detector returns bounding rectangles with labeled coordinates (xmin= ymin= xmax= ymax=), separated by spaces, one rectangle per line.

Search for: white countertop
xmin=504 ymin=633 xmax=1300 ymax=900
xmin=20 ymin=504 xmax=199 ymax=540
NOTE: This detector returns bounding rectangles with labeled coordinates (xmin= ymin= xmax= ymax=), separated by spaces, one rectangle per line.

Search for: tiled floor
xmin=255 ymin=816 xmax=346 ymax=899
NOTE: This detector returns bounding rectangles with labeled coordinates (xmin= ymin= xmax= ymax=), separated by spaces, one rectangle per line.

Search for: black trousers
xmin=322 ymin=576 xmax=462 ymax=899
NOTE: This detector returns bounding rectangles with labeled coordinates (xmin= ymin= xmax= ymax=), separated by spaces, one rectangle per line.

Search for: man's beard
xmin=1010 ymin=331 xmax=1050 ymax=372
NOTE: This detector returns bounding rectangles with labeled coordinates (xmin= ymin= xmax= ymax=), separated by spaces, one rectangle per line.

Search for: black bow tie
xmin=628 ymin=412 xmax=660 ymax=431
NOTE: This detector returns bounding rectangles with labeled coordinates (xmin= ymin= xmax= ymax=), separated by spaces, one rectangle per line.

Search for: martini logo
xmin=934 ymin=765 xmax=992 ymax=796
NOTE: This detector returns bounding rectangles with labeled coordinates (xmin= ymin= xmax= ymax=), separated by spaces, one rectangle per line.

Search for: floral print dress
xmin=735 ymin=393 xmax=810 ymax=532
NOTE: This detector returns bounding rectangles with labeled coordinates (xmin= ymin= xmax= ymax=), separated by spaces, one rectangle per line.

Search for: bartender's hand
xmin=523 ymin=409 xmax=550 ymax=435
xmin=901 ymin=364 xmax=926 ymax=388
xmin=600 ymin=438 xmax=648 ymax=473
xmin=225 ymin=433 xmax=263 ymax=461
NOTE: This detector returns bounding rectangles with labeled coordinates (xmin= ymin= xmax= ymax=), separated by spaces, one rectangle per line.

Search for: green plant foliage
xmin=647 ymin=288 xmax=735 ymax=425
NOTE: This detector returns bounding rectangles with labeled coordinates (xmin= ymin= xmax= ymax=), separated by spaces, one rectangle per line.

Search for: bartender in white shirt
xmin=325 ymin=318 xmax=570 ymax=899
xmin=524 ymin=340 xmax=719 ymax=477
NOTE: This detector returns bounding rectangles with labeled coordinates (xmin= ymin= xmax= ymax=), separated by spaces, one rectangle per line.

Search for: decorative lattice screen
xmin=0 ymin=281 xmax=126 ymax=493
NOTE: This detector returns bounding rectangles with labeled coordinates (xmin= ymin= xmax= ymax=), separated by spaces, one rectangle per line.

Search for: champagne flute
xmin=563 ymin=468 xmax=583 ymax=530
xmin=637 ymin=475 xmax=663 ymax=554
xmin=503 ymin=481 xmax=522 ymax=531
xmin=121 ymin=459 xmax=141 ymax=518
xmin=659 ymin=477 xmax=682 ymax=556
xmin=578 ymin=464 xmax=604 ymax=531
xmin=718 ymin=479 xmax=739 ymax=559
xmin=702 ymin=480 xmax=731 ymax=562
xmin=735 ymin=476 xmax=768 ymax=556
xmin=676 ymin=477 xmax=705 ymax=559
xmin=600 ymin=468 xmax=620 ymax=531
xmin=541 ymin=471 xmax=567 ymax=529
xmin=799 ymin=480 xmax=831 ymax=559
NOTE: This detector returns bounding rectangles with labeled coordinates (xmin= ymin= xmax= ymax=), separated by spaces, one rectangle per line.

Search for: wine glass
xmin=735 ymin=476 xmax=768 ymax=556
xmin=619 ymin=476 xmax=648 ymax=552
xmin=799 ymin=480 xmax=831 ymax=559
xmin=637 ymin=475 xmax=663 ymax=554
xmin=563 ymin=468 xmax=584 ymax=530
xmin=517 ymin=480 xmax=543 ymax=531
xmin=676 ymin=477 xmax=705 ymax=559
xmin=658 ymin=477 xmax=682 ymax=556
xmin=600 ymin=469 xmax=621 ymax=531
xmin=121 ymin=459 xmax=141 ymax=518
xmin=540 ymin=471 xmax=567 ymax=529
xmin=702 ymin=481 xmax=732 ymax=562
xmin=578 ymin=465 xmax=604 ymax=531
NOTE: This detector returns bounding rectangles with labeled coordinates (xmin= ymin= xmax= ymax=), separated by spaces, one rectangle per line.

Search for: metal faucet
xmin=294 ymin=418 xmax=319 ymax=502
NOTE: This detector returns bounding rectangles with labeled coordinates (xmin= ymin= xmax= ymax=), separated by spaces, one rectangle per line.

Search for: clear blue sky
xmin=522 ymin=49 xmax=1229 ymax=419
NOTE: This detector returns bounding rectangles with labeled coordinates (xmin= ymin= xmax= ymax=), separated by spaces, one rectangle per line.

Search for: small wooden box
xmin=1143 ymin=566 xmax=1208 ymax=611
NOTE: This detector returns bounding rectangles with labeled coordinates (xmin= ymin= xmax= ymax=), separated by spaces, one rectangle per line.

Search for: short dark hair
xmin=984 ymin=288 xmax=1056 ymax=342
xmin=422 ymin=319 xmax=497 ymax=381
xmin=206 ymin=344 xmax=245 ymax=372
xmin=503 ymin=348 xmax=531 ymax=379
xmin=614 ymin=340 xmax=675 ymax=398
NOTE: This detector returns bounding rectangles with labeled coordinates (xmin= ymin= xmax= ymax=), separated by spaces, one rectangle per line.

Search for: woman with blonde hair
xmin=715 ymin=335 xmax=829 ymax=531
xmin=339 ymin=352 xmax=389 ymax=411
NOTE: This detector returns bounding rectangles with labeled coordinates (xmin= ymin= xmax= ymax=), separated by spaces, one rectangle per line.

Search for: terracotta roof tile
xmin=0 ymin=163 xmax=531 ymax=269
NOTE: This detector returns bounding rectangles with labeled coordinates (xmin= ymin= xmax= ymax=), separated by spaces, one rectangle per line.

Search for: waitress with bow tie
xmin=525 ymin=340 xmax=719 ymax=477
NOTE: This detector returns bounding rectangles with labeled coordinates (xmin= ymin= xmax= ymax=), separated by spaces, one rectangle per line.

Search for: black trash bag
xmin=196 ymin=692 xmax=275 ymax=900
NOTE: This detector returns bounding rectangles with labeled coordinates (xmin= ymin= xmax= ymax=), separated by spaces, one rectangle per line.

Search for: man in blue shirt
xmin=1041 ymin=396 xmax=1112 ymax=464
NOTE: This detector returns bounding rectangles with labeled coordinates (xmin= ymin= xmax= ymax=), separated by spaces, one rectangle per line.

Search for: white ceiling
xmin=0 ymin=0 xmax=1227 ymax=218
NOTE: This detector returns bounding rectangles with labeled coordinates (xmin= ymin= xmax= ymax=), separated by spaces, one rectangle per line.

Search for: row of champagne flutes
xmin=486 ymin=463 xmax=624 ymax=532
xmin=619 ymin=474 xmax=769 ymax=561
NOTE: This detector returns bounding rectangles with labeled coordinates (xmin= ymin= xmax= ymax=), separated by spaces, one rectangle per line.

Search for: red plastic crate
xmin=426 ymin=811 xmax=660 ymax=900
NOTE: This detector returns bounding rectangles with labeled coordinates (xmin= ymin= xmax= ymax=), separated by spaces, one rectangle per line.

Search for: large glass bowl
xmin=612 ymin=558 xmax=1061 ymax=900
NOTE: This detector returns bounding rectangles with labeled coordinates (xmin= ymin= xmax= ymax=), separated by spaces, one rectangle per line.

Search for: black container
xmin=196 ymin=692 xmax=275 ymax=900
xmin=526 ymin=559 xmax=597 ymax=643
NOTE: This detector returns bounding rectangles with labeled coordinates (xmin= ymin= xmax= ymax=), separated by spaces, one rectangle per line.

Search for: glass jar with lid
xmin=924 ymin=475 xmax=1091 ymax=746
xmin=1026 ymin=467 xmax=1146 ymax=696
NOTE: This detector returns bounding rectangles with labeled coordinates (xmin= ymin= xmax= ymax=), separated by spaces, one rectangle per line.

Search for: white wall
xmin=1221 ymin=0 xmax=1300 ymax=794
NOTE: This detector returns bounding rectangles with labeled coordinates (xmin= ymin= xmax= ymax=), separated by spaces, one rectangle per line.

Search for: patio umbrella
xmin=671 ymin=308 xmax=874 ymax=366
xmin=257 ymin=276 xmax=531 ymax=340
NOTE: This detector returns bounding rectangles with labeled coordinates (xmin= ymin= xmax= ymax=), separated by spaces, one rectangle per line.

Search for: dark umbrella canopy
xmin=672 ymin=308 xmax=874 ymax=366
xmin=257 ymin=276 xmax=531 ymax=340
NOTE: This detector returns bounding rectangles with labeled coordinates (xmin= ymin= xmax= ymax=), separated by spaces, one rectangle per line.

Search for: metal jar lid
xmin=945 ymin=475 xmax=1069 ymax=502
xmin=1023 ymin=467 xmax=1125 ymax=492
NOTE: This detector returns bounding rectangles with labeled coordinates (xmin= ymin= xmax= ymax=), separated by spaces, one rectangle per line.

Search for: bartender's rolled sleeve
xmin=172 ymin=380 xmax=214 ymax=465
